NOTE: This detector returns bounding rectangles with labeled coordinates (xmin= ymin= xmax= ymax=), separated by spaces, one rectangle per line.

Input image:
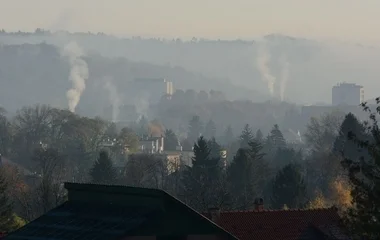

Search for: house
xmin=203 ymin=199 xmax=351 ymax=240
xmin=139 ymin=136 xmax=164 ymax=154
xmin=4 ymin=183 xmax=237 ymax=240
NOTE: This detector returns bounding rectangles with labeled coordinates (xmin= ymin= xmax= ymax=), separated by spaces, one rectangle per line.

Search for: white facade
xmin=332 ymin=83 xmax=364 ymax=106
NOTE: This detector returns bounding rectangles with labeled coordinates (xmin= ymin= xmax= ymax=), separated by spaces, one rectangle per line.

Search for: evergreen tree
xmin=223 ymin=125 xmax=234 ymax=145
xmin=333 ymin=113 xmax=368 ymax=161
xmin=239 ymin=124 xmax=254 ymax=149
xmin=341 ymin=100 xmax=380 ymax=238
xmin=271 ymin=163 xmax=306 ymax=209
xmin=164 ymin=129 xmax=179 ymax=151
xmin=0 ymin=166 xmax=12 ymax=230
xmin=255 ymin=129 xmax=264 ymax=143
xmin=90 ymin=151 xmax=117 ymax=185
xmin=267 ymin=124 xmax=286 ymax=150
xmin=204 ymin=119 xmax=217 ymax=140
xmin=182 ymin=137 xmax=224 ymax=211
xmin=191 ymin=137 xmax=218 ymax=170
xmin=207 ymin=137 xmax=222 ymax=160
xmin=188 ymin=115 xmax=203 ymax=144
xmin=273 ymin=147 xmax=303 ymax=169
xmin=228 ymin=140 xmax=268 ymax=210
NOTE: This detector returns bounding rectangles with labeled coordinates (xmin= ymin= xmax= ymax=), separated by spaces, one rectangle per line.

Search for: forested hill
xmin=1 ymin=31 xmax=380 ymax=104
xmin=0 ymin=42 xmax=264 ymax=114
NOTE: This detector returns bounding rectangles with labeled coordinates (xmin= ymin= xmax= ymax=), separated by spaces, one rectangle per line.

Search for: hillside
xmin=0 ymin=42 xmax=264 ymax=115
xmin=1 ymin=31 xmax=380 ymax=104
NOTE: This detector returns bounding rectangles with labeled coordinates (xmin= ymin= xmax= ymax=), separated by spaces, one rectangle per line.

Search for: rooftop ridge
xmin=203 ymin=206 xmax=338 ymax=214
xmin=64 ymin=182 xmax=166 ymax=198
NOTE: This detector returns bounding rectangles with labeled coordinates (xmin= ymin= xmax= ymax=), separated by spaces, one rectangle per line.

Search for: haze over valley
xmin=1 ymin=2 xmax=380 ymax=237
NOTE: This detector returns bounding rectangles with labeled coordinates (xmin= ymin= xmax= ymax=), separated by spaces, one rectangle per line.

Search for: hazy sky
xmin=1 ymin=0 xmax=379 ymax=42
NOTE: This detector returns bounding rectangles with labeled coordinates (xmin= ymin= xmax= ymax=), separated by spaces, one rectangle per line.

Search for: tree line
xmin=1 ymin=100 xmax=380 ymax=239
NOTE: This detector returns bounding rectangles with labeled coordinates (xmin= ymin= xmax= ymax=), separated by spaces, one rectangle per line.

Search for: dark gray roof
xmin=4 ymin=201 xmax=159 ymax=240
xmin=5 ymin=183 xmax=237 ymax=240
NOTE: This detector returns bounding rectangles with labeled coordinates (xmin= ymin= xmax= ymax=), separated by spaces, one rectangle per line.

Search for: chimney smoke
xmin=62 ymin=41 xmax=89 ymax=113
xmin=256 ymin=41 xmax=275 ymax=97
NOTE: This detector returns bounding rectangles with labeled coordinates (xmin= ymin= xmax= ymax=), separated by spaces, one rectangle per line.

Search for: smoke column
xmin=279 ymin=54 xmax=290 ymax=101
xmin=256 ymin=42 xmax=276 ymax=96
xmin=103 ymin=77 xmax=121 ymax=122
xmin=62 ymin=41 xmax=89 ymax=113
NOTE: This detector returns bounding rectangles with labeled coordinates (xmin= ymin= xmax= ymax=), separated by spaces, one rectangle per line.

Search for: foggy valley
xmin=1 ymin=23 xmax=380 ymax=239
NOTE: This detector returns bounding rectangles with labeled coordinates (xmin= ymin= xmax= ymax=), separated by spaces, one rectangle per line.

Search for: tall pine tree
xmin=181 ymin=137 xmax=224 ymax=211
xmin=267 ymin=124 xmax=286 ymax=149
xmin=90 ymin=151 xmax=117 ymax=185
xmin=228 ymin=140 xmax=268 ymax=210
xmin=341 ymin=100 xmax=380 ymax=238
xmin=273 ymin=147 xmax=303 ymax=169
xmin=271 ymin=163 xmax=306 ymax=209
xmin=333 ymin=113 xmax=368 ymax=161
xmin=256 ymin=129 xmax=264 ymax=143
xmin=239 ymin=124 xmax=254 ymax=149
xmin=204 ymin=119 xmax=217 ymax=140
xmin=207 ymin=137 xmax=222 ymax=160
xmin=223 ymin=125 xmax=234 ymax=145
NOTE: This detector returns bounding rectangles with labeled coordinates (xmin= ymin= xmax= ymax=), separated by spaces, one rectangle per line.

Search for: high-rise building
xmin=332 ymin=83 xmax=364 ymax=106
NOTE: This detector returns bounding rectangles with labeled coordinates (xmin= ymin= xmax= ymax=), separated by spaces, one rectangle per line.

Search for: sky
xmin=1 ymin=0 xmax=379 ymax=43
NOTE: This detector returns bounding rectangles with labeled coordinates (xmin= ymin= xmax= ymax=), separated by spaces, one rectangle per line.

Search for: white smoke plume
xmin=256 ymin=42 xmax=276 ymax=96
xmin=103 ymin=77 xmax=121 ymax=122
xmin=297 ymin=130 xmax=303 ymax=143
xmin=279 ymin=54 xmax=290 ymax=101
xmin=62 ymin=41 xmax=89 ymax=113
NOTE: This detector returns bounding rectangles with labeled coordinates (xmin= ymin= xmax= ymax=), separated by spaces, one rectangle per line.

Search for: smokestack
xmin=254 ymin=198 xmax=264 ymax=211
xmin=208 ymin=207 xmax=221 ymax=223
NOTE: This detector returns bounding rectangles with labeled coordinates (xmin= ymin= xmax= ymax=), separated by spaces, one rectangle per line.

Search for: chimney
xmin=254 ymin=198 xmax=264 ymax=211
xmin=208 ymin=207 xmax=221 ymax=223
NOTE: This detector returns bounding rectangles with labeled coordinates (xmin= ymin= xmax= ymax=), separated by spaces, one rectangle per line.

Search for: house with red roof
xmin=203 ymin=199 xmax=351 ymax=240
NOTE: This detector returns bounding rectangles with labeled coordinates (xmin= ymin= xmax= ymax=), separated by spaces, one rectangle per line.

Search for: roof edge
xmin=201 ymin=206 xmax=339 ymax=214
xmin=64 ymin=182 xmax=165 ymax=198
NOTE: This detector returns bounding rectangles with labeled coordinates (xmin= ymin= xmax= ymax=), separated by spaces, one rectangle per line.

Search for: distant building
xmin=332 ymin=83 xmax=364 ymax=106
xmin=139 ymin=135 xmax=164 ymax=153
xmin=132 ymin=78 xmax=174 ymax=103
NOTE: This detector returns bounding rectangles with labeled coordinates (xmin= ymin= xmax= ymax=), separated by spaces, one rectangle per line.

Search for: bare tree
xmin=304 ymin=110 xmax=345 ymax=153
xmin=123 ymin=154 xmax=169 ymax=189
xmin=32 ymin=148 xmax=67 ymax=215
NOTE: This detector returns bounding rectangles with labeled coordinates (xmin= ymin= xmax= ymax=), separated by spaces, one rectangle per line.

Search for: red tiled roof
xmin=203 ymin=207 xmax=349 ymax=240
